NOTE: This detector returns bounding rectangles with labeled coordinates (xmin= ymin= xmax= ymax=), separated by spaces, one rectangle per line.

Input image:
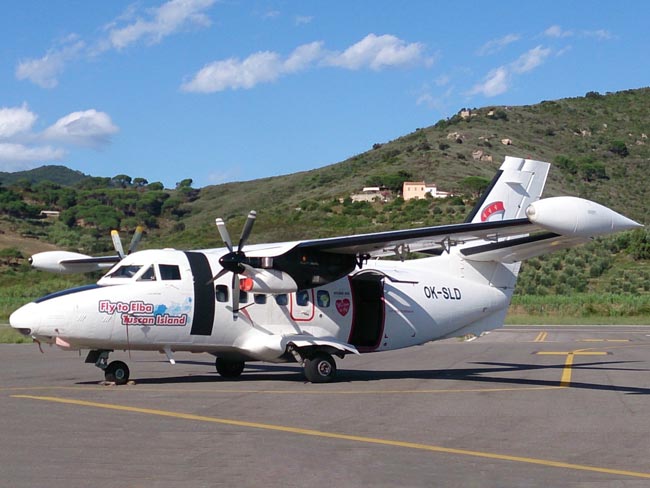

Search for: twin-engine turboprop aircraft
xmin=10 ymin=157 xmax=642 ymax=383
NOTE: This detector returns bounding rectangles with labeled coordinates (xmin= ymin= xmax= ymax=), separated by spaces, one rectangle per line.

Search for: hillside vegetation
xmin=1 ymin=87 xmax=649 ymax=323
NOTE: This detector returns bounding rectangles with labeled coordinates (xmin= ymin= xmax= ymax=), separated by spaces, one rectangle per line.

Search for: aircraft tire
xmin=215 ymin=358 xmax=245 ymax=378
xmin=304 ymin=352 xmax=336 ymax=383
xmin=105 ymin=360 xmax=130 ymax=385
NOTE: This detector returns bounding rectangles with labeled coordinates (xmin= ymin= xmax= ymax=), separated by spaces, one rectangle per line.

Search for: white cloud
xmin=284 ymin=41 xmax=325 ymax=73
xmin=544 ymin=25 xmax=573 ymax=38
xmin=17 ymin=0 xmax=215 ymax=88
xmin=15 ymin=38 xmax=85 ymax=89
xmin=583 ymin=29 xmax=614 ymax=40
xmin=108 ymin=0 xmax=215 ymax=49
xmin=468 ymin=45 xmax=552 ymax=98
xmin=295 ymin=15 xmax=314 ymax=25
xmin=0 ymin=104 xmax=37 ymax=139
xmin=181 ymin=51 xmax=284 ymax=92
xmin=43 ymin=110 xmax=119 ymax=147
xmin=477 ymin=33 xmax=520 ymax=56
xmin=468 ymin=67 xmax=509 ymax=97
xmin=0 ymin=105 xmax=118 ymax=172
xmin=0 ymin=143 xmax=66 ymax=170
xmin=512 ymin=45 xmax=552 ymax=73
xmin=182 ymin=34 xmax=431 ymax=93
xmin=325 ymin=34 xmax=429 ymax=70
xmin=181 ymin=42 xmax=325 ymax=93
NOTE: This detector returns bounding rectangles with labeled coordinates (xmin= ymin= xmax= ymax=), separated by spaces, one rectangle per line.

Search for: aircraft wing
xmin=29 ymin=251 xmax=120 ymax=274
xmin=292 ymin=218 xmax=539 ymax=257
xmin=248 ymin=196 xmax=640 ymax=261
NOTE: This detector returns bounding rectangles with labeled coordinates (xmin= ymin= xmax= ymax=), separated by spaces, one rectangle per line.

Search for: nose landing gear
xmin=85 ymin=350 xmax=131 ymax=385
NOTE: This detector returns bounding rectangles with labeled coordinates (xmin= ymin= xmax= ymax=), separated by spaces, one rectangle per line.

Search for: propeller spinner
xmin=210 ymin=210 xmax=257 ymax=319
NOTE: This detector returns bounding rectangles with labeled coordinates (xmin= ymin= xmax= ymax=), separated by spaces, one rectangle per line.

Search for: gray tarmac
xmin=1 ymin=325 xmax=650 ymax=488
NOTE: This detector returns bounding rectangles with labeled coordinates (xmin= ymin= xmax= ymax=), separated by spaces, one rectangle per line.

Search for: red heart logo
xmin=336 ymin=299 xmax=350 ymax=316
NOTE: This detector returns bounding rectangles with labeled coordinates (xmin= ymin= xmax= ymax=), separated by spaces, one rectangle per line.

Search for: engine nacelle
xmin=30 ymin=251 xmax=102 ymax=274
xmin=240 ymin=268 xmax=299 ymax=294
xmin=526 ymin=196 xmax=641 ymax=237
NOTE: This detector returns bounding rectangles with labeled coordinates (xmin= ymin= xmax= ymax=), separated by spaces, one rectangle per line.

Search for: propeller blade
xmin=111 ymin=230 xmax=125 ymax=259
xmin=237 ymin=210 xmax=257 ymax=251
xmin=206 ymin=268 xmax=229 ymax=286
xmin=232 ymin=273 xmax=240 ymax=320
xmin=128 ymin=226 xmax=144 ymax=254
xmin=215 ymin=218 xmax=233 ymax=252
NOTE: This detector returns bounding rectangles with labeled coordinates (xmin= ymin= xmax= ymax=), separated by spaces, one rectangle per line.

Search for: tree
xmin=460 ymin=176 xmax=490 ymax=199
xmin=112 ymin=174 xmax=132 ymax=188
xmin=133 ymin=177 xmax=149 ymax=188
xmin=147 ymin=182 xmax=164 ymax=191
xmin=176 ymin=178 xmax=193 ymax=189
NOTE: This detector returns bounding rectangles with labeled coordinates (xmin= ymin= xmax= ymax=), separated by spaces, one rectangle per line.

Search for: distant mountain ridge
xmin=0 ymin=165 xmax=89 ymax=187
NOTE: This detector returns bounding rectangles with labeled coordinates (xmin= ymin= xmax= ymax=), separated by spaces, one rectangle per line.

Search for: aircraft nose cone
xmin=9 ymin=303 xmax=38 ymax=335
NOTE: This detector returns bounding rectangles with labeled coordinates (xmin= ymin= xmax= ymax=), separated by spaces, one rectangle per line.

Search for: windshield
xmin=107 ymin=265 xmax=142 ymax=279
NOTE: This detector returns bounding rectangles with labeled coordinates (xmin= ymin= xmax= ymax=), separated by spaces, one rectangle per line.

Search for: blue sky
xmin=1 ymin=0 xmax=647 ymax=188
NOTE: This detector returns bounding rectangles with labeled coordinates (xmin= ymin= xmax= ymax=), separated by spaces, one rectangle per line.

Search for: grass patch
xmin=0 ymin=325 xmax=32 ymax=344
xmin=508 ymin=293 xmax=650 ymax=324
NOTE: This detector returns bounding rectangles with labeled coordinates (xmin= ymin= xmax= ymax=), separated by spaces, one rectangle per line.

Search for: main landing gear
xmin=214 ymin=349 xmax=339 ymax=383
xmin=86 ymin=350 xmax=130 ymax=385
xmin=288 ymin=347 xmax=338 ymax=383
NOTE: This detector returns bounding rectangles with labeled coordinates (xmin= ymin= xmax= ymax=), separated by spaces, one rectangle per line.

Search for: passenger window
xmin=317 ymin=290 xmax=330 ymax=308
xmin=254 ymin=294 xmax=267 ymax=304
xmin=275 ymin=294 xmax=288 ymax=306
xmin=160 ymin=264 xmax=181 ymax=280
xmin=239 ymin=290 xmax=249 ymax=304
xmin=215 ymin=285 xmax=229 ymax=303
xmin=138 ymin=266 xmax=156 ymax=281
xmin=296 ymin=290 xmax=310 ymax=306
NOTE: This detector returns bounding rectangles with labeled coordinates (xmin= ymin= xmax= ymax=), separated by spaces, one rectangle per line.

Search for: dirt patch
xmin=0 ymin=231 xmax=59 ymax=256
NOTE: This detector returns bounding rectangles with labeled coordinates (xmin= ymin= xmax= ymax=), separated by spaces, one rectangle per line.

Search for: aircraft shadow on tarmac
xmin=77 ymin=359 xmax=650 ymax=394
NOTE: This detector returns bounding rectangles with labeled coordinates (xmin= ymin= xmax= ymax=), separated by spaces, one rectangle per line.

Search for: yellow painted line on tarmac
xmin=580 ymin=339 xmax=629 ymax=343
xmin=536 ymin=351 xmax=608 ymax=388
xmin=560 ymin=353 xmax=574 ymax=388
xmin=12 ymin=394 xmax=650 ymax=480
xmin=534 ymin=331 xmax=548 ymax=342
xmin=0 ymin=384 xmax=560 ymax=395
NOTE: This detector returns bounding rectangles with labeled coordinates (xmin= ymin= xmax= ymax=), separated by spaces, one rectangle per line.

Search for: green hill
xmin=178 ymin=87 xmax=649 ymax=244
xmin=1 ymin=87 xmax=650 ymax=324
xmin=0 ymin=165 xmax=90 ymax=187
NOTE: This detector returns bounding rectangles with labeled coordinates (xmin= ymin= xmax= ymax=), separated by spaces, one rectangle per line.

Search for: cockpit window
xmin=160 ymin=264 xmax=181 ymax=280
xmin=138 ymin=266 xmax=157 ymax=281
xmin=108 ymin=265 xmax=141 ymax=278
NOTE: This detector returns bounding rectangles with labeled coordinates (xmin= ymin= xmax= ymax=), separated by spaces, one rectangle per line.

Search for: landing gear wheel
xmin=304 ymin=352 xmax=337 ymax=383
xmin=215 ymin=358 xmax=245 ymax=378
xmin=105 ymin=360 xmax=130 ymax=385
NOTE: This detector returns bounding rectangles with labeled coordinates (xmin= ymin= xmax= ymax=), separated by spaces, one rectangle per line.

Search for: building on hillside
xmin=39 ymin=210 xmax=60 ymax=218
xmin=402 ymin=181 xmax=453 ymax=200
xmin=350 ymin=186 xmax=391 ymax=203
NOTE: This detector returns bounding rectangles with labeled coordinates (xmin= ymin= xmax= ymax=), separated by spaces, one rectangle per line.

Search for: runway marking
xmin=579 ymin=339 xmax=629 ymax=343
xmin=1 ymin=384 xmax=561 ymax=395
xmin=534 ymin=331 xmax=548 ymax=342
xmin=12 ymin=394 xmax=650 ymax=480
xmin=536 ymin=351 xmax=608 ymax=387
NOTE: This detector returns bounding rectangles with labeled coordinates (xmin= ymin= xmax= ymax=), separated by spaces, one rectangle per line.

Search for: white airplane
xmin=9 ymin=157 xmax=642 ymax=384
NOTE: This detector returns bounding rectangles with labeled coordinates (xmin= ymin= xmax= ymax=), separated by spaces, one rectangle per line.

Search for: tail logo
xmin=481 ymin=201 xmax=505 ymax=222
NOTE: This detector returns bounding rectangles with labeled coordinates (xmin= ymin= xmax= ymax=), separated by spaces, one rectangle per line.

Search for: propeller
xmin=111 ymin=226 xmax=144 ymax=259
xmin=209 ymin=211 xmax=257 ymax=319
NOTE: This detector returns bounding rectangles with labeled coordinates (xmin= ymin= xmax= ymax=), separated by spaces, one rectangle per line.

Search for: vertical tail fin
xmin=465 ymin=156 xmax=550 ymax=223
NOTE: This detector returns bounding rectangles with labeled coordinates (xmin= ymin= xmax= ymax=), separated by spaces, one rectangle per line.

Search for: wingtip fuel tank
xmin=526 ymin=196 xmax=643 ymax=237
